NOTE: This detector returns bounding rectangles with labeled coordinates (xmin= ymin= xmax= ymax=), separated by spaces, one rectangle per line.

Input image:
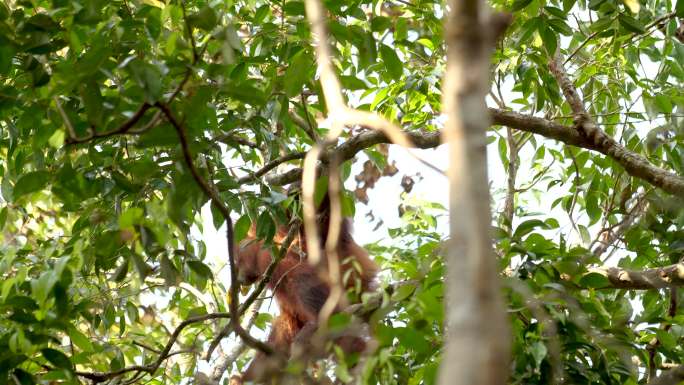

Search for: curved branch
xmin=488 ymin=108 xmax=600 ymax=151
xmin=265 ymin=130 xmax=441 ymax=185
xmin=589 ymin=263 xmax=684 ymax=290
xmin=262 ymin=110 xmax=592 ymax=186
xmin=237 ymin=152 xmax=306 ymax=185
xmin=63 ymin=103 xmax=153 ymax=145
xmin=548 ymin=53 xmax=684 ymax=196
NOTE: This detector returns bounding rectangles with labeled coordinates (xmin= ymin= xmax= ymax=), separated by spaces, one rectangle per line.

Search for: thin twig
xmin=181 ymin=0 xmax=199 ymax=62
xmin=63 ymin=102 xmax=153 ymax=144
xmin=75 ymin=312 xmax=232 ymax=383
xmin=236 ymin=152 xmax=306 ymax=185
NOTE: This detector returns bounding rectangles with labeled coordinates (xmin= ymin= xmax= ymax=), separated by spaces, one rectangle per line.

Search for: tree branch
xmin=75 ymin=312 xmax=232 ymax=383
xmin=237 ymin=152 xmax=306 ymax=185
xmin=262 ymin=106 xmax=684 ymax=197
xmin=549 ymin=53 xmax=684 ymax=196
xmin=63 ymin=103 xmax=153 ymax=145
xmin=156 ymin=102 xmax=274 ymax=356
xmin=208 ymin=296 xmax=265 ymax=383
xmin=264 ymin=130 xmax=441 ymax=186
xmin=590 ymin=263 xmax=684 ymax=290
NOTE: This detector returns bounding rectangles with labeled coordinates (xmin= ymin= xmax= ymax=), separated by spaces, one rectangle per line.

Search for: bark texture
xmin=438 ymin=2 xmax=511 ymax=385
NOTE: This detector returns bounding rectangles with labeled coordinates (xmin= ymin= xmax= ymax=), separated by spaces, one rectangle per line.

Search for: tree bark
xmin=439 ymin=1 xmax=511 ymax=384
xmin=590 ymin=263 xmax=684 ymax=290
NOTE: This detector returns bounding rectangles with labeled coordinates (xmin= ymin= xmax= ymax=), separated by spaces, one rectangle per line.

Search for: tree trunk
xmin=439 ymin=1 xmax=511 ymax=384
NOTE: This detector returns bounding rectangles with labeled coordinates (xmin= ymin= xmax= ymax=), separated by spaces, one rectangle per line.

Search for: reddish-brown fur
xmin=233 ymin=213 xmax=378 ymax=382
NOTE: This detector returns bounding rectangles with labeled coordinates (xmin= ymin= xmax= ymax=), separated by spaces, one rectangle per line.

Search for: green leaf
xmin=314 ymin=176 xmax=329 ymax=207
xmin=188 ymin=6 xmax=218 ymax=31
xmin=160 ymin=255 xmax=180 ymax=286
xmin=529 ymin=341 xmax=548 ymax=367
xmin=618 ymin=14 xmax=645 ymax=33
xmin=656 ymin=329 xmax=676 ymax=350
xmin=254 ymin=5 xmax=270 ymax=23
xmin=416 ymin=38 xmax=435 ymax=51
xmin=11 ymin=369 xmax=35 ymax=385
xmin=578 ymin=224 xmax=591 ymax=244
xmin=223 ymin=83 xmax=266 ymax=106
xmin=67 ymin=326 xmax=94 ymax=352
xmin=513 ymin=219 xmax=549 ymax=239
xmin=31 ymin=271 xmax=58 ymax=304
xmin=79 ymin=81 xmax=104 ymax=127
xmin=284 ymin=50 xmax=313 ymax=97
xmin=126 ymin=60 xmax=163 ymax=103
xmin=539 ymin=25 xmax=557 ymax=55
xmin=371 ymin=16 xmax=392 ymax=32
xmin=392 ymin=283 xmax=416 ymax=302
xmin=341 ymin=190 xmax=355 ymax=217
xmin=579 ymin=272 xmax=610 ymax=288
xmin=655 ymin=94 xmax=673 ymax=113
xmin=677 ymin=0 xmax=684 ymax=17
xmin=283 ymin=1 xmax=305 ymax=15
xmin=48 ymin=130 xmax=65 ymax=148
xmin=186 ymin=260 xmax=213 ymax=279
xmin=586 ymin=195 xmax=600 ymax=225
xmin=588 ymin=0 xmax=607 ymax=9
xmin=112 ymin=259 xmax=129 ymax=282
xmin=544 ymin=6 xmax=567 ymax=18
xmin=0 ymin=44 xmax=14 ymax=76
xmin=119 ymin=207 xmax=144 ymax=229
xmin=234 ymin=215 xmax=252 ymax=242
xmin=255 ymin=211 xmax=275 ymax=241
xmin=511 ymin=0 xmax=534 ymax=11
xmin=339 ymin=76 xmax=367 ymax=90
xmin=0 ymin=2 xmax=8 ymax=20
xmin=13 ymin=171 xmax=50 ymax=200
xmin=41 ymin=348 xmax=72 ymax=370
xmin=548 ymin=19 xmax=573 ymax=36
xmin=131 ymin=253 xmax=153 ymax=280
xmin=379 ymin=44 xmax=403 ymax=80
xmin=328 ymin=313 xmax=352 ymax=332
xmin=0 ymin=206 xmax=7 ymax=230
xmin=26 ymin=14 xmax=61 ymax=32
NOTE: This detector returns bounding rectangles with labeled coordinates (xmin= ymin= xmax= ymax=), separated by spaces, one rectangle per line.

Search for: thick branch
xmin=263 ymin=108 xmax=593 ymax=186
xmin=590 ymin=263 xmax=684 ymax=290
xmin=265 ymin=107 xmax=684 ymax=197
xmin=208 ymin=297 xmax=265 ymax=383
xmin=489 ymin=108 xmax=600 ymax=150
xmin=549 ymin=54 xmax=684 ymax=196
xmin=265 ymin=130 xmax=441 ymax=185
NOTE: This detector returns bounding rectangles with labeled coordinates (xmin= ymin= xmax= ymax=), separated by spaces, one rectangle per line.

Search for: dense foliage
xmin=0 ymin=0 xmax=682 ymax=384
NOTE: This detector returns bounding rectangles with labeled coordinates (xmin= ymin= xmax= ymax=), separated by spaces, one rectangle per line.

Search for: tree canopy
xmin=0 ymin=0 xmax=683 ymax=384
